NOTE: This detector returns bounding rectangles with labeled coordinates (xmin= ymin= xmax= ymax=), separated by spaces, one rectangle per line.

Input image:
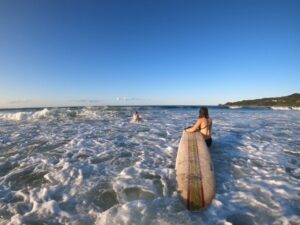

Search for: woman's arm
xmin=185 ymin=119 xmax=201 ymax=132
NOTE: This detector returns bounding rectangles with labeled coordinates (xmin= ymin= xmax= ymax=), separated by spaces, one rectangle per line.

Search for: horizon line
xmin=0 ymin=104 xmax=221 ymax=110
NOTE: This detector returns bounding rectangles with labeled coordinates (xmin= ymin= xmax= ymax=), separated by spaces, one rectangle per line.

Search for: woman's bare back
xmin=199 ymin=118 xmax=212 ymax=138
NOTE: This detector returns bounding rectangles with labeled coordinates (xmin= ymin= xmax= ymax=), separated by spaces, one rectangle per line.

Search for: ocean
xmin=0 ymin=106 xmax=299 ymax=225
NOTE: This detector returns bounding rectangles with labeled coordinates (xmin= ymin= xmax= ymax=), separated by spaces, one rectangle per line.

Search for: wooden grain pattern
xmin=175 ymin=131 xmax=215 ymax=211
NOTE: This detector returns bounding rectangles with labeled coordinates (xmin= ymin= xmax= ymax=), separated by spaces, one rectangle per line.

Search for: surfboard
xmin=175 ymin=131 xmax=215 ymax=211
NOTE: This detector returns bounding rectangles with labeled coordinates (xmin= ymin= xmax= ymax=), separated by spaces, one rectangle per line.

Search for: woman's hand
xmin=185 ymin=119 xmax=201 ymax=132
xmin=184 ymin=126 xmax=192 ymax=132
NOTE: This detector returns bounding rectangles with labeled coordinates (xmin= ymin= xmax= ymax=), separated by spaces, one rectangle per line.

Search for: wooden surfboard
xmin=175 ymin=131 xmax=215 ymax=211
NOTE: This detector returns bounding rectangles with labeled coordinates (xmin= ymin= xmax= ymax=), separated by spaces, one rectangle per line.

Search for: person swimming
xmin=185 ymin=106 xmax=213 ymax=147
xmin=132 ymin=111 xmax=141 ymax=122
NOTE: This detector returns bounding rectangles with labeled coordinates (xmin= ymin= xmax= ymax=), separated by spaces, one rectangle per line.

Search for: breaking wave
xmin=0 ymin=106 xmax=299 ymax=225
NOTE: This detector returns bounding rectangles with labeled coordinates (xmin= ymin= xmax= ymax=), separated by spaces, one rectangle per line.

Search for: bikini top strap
xmin=199 ymin=118 xmax=211 ymax=135
xmin=199 ymin=118 xmax=209 ymax=130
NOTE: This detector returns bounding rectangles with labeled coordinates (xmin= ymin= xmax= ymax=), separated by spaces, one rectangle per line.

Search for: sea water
xmin=0 ymin=106 xmax=299 ymax=225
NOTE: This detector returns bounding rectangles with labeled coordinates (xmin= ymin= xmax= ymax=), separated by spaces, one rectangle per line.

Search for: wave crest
xmin=0 ymin=107 xmax=120 ymax=122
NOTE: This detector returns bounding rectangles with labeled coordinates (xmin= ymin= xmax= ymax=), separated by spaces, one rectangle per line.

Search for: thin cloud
xmin=7 ymin=100 xmax=32 ymax=104
xmin=72 ymin=99 xmax=102 ymax=104
xmin=116 ymin=97 xmax=142 ymax=101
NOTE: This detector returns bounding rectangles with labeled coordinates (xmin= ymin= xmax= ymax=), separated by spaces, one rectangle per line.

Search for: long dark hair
xmin=199 ymin=106 xmax=209 ymax=119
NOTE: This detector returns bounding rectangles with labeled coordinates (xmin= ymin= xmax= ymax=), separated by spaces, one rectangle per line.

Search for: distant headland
xmin=224 ymin=93 xmax=300 ymax=108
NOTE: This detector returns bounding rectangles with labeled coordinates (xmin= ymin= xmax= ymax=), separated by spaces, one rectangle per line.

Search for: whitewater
xmin=0 ymin=106 xmax=299 ymax=225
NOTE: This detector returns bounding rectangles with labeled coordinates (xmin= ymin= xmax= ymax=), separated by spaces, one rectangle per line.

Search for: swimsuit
xmin=199 ymin=119 xmax=212 ymax=147
xmin=205 ymin=138 xmax=212 ymax=147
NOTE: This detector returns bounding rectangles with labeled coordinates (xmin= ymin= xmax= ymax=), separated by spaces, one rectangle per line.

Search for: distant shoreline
xmin=222 ymin=105 xmax=300 ymax=110
xmin=224 ymin=93 xmax=300 ymax=108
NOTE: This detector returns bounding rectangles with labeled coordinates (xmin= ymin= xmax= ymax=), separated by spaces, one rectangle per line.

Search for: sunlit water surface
xmin=0 ymin=106 xmax=299 ymax=225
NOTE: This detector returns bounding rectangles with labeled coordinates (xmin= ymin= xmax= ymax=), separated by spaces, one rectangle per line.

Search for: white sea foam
xmin=228 ymin=106 xmax=242 ymax=109
xmin=0 ymin=111 xmax=32 ymax=121
xmin=0 ymin=106 xmax=299 ymax=224
xmin=270 ymin=106 xmax=291 ymax=110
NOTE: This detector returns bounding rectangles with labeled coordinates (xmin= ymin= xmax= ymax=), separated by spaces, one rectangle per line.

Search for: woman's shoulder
xmin=199 ymin=117 xmax=211 ymax=121
xmin=203 ymin=117 xmax=212 ymax=123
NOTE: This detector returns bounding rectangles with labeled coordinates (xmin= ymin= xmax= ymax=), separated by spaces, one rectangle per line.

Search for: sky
xmin=0 ymin=0 xmax=299 ymax=108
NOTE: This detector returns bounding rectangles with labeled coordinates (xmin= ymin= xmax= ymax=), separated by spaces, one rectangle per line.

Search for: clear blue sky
xmin=0 ymin=0 xmax=299 ymax=108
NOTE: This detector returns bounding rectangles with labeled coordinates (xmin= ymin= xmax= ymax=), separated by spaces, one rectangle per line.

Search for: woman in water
xmin=132 ymin=111 xmax=141 ymax=122
xmin=185 ymin=106 xmax=213 ymax=147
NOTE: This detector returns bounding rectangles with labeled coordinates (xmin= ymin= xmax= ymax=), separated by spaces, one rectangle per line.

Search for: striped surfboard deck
xmin=175 ymin=131 xmax=215 ymax=211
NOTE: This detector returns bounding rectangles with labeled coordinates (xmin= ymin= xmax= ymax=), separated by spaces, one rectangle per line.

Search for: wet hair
xmin=199 ymin=106 xmax=209 ymax=119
